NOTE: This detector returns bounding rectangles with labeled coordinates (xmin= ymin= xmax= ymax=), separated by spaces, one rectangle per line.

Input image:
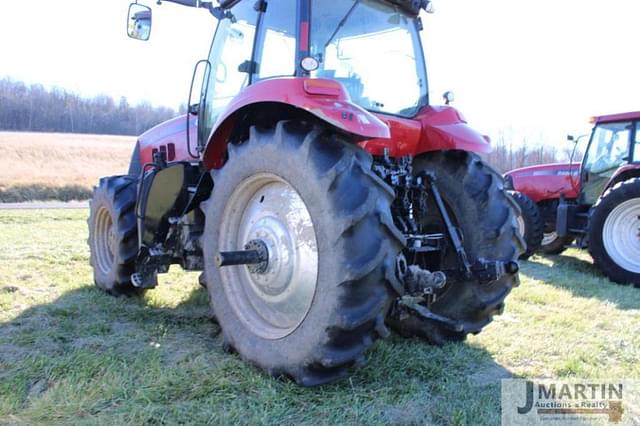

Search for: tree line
xmin=0 ymin=77 xmax=574 ymax=171
xmin=484 ymin=133 xmax=582 ymax=174
xmin=0 ymin=78 xmax=182 ymax=136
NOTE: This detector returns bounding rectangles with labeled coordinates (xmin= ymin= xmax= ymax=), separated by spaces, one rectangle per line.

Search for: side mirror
xmin=188 ymin=103 xmax=200 ymax=116
xmin=568 ymin=134 xmax=589 ymax=144
xmin=127 ymin=4 xmax=152 ymax=41
xmin=443 ymin=91 xmax=454 ymax=105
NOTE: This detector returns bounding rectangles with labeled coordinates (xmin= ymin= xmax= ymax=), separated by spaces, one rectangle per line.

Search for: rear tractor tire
xmin=588 ymin=178 xmax=640 ymax=286
xmin=87 ymin=176 xmax=142 ymax=296
xmin=509 ymin=191 xmax=544 ymax=259
xmin=202 ymin=121 xmax=404 ymax=386
xmin=387 ymin=151 xmax=525 ymax=345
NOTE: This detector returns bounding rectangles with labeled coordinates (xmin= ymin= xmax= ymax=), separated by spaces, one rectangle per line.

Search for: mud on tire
xmin=88 ymin=176 xmax=141 ymax=296
xmin=202 ymin=121 xmax=404 ymax=386
xmin=388 ymin=151 xmax=525 ymax=345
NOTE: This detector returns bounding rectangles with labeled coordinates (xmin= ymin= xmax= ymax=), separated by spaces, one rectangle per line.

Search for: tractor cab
xmin=127 ymin=0 xmax=433 ymax=155
xmin=195 ymin=0 xmax=429 ymax=150
xmin=580 ymin=113 xmax=640 ymax=205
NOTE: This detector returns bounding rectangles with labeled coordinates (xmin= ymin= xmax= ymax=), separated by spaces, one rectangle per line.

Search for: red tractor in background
xmin=87 ymin=0 xmax=523 ymax=385
xmin=506 ymin=112 xmax=640 ymax=286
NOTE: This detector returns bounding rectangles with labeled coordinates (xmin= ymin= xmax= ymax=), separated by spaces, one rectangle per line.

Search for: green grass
xmin=0 ymin=210 xmax=639 ymax=425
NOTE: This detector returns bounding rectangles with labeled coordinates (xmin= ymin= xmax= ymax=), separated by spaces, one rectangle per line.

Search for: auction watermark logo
xmin=502 ymin=379 xmax=639 ymax=425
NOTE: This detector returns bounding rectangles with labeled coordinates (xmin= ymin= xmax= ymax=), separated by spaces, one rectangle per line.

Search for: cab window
xmin=256 ymin=0 xmax=297 ymax=80
xmin=584 ymin=122 xmax=631 ymax=174
xmin=199 ymin=3 xmax=258 ymax=145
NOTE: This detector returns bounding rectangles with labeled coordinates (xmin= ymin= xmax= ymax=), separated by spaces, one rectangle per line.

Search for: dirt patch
xmin=383 ymin=387 xmax=434 ymax=425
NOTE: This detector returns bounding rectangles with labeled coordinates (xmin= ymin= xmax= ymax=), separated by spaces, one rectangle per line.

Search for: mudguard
xmin=605 ymin=164 xmax=640 ymax=192
xmin=202 ymin=77 xmax=390 ymax=168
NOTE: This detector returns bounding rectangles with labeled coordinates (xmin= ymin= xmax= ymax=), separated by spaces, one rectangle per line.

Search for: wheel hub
xmin=602 ymin=198 xmax=640 ymax=273
xmin=217 ymin=173 xmax=319 ymax=339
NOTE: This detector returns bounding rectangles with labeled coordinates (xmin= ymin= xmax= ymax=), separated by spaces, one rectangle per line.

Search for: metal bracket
xmin=472 ymin=258 xmax=520 ymax=285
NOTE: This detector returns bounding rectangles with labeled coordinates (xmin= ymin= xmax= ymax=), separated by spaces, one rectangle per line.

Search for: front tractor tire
xmin=539 ymin=232 xmax=574 ymax=255
xmin=88 ymin=176 xmax=141 ymax=296
xmin=202 ymin=121 xmax=404 ymax=386
xmin=588 ymin=178 xmax=640 ymax=286
xmin=509 ymin=191 xmax=544 ymax=259
xmin=388 ymin=151 xmax=525 ymax=344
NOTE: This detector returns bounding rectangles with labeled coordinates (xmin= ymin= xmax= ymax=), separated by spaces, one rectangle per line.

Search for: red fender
xmin=202 ymin=77 xmax=390 ymax=169
xmin=605 ymin=164 xmax=640 ymax=191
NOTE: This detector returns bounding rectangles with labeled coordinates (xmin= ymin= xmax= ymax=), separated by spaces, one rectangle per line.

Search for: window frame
xmin=252 ymin=0 xmax=300 ymax=82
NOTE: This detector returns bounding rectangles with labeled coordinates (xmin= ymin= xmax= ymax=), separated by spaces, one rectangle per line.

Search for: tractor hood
xmin=504 ymin=162 xmax=581 ymax=202
xmin=505 ymin=162 xmax=580 ymax=179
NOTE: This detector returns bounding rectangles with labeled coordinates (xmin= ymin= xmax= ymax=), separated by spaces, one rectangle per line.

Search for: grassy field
xmin=0 ymin=132 xmax=133 ymax=202
xmin=0 ymin=209 xmax=639 ymax=425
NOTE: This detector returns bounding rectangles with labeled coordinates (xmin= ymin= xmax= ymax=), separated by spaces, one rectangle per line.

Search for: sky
xmin=1 ymin=0 xmax=639 ymax=147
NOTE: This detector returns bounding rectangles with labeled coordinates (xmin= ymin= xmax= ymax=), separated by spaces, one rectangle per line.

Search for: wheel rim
xmin=602 ymin=197 xmax=640 ymax=273
xmin=218 ymin=173 xmax=318 ymax=340
xmin=542 ymin=232 xmax=558 ymax=246
xmin=94 ymin=206 xmax=116 ymax=275
xmin=516 ymin=215 xmax=526 ymax=238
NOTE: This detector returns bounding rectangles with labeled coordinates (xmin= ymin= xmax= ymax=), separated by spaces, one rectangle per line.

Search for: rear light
xmin=303 ymin=79 xmax=342 ymax=97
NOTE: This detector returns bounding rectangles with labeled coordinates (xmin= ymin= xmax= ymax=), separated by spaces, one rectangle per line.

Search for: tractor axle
xmin=216 ymin=239 xmax=269 ymax=273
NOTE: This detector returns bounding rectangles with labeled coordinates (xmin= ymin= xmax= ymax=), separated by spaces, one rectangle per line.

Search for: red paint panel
xmin=359 ymin=115 xmax=422 ymax=157
xmin=138 ymin=115 xmax=197 ymax=166
xmin=299 ymin=21 xmax=309 ymax=52
xmin=505 ymin=163 xmax=581 ymax=202
xmin=360 ymin=105 xmax=491 ymax=158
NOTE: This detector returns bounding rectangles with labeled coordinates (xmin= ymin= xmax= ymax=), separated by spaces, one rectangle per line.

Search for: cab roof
xmin=591 ymin=111 xmax=640 ymax=124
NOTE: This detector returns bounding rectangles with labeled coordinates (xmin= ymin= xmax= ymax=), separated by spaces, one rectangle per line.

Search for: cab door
xmin=581 ymin=121 xmax=633 ymax=204
xmin=197 ymin=2 xmax=260 ymax=149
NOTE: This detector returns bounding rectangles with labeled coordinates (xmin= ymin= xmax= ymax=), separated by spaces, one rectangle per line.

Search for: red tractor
xmin=88 ymin=0 xmax=523 ymax=385
xmin=506 ymin=112 xmax=640 ymax=286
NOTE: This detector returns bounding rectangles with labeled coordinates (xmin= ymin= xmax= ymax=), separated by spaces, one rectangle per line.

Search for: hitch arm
xmin=423 ymin=173 xmax=472 ymax=277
